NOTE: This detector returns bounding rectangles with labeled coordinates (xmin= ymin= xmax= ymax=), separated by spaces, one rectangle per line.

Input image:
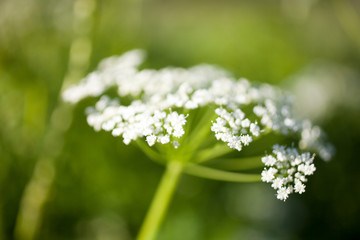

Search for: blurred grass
xmin=0 ymin=0 xmax=360 ymax=239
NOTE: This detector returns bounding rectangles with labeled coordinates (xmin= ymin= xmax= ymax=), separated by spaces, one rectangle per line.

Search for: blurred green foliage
xmin=0 ymin=0 xmax=360 ymax=239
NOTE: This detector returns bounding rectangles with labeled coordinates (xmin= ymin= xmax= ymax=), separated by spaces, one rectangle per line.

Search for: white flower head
xmin=62 ymin=49 xmax=333 ymax=201
xmin=261 ymin=145 xmax=316 ymax=201
xmin=63 ymin=50 xmax=332 ymax=156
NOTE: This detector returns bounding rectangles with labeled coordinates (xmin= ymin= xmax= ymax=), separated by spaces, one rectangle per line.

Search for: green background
xmin=0 ymin=0 xmax=360 ymax=239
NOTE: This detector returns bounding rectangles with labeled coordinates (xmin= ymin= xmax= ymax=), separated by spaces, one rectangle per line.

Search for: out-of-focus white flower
xmin=289 ymin=62 xmax=360 ymax=122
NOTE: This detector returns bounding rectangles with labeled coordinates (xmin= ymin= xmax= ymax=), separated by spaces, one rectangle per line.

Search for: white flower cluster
xmin=253 ymin=98 xmax=334 ymax=161
xmin=62 ymin=50 xmax=146 ymax=104
xmin=253 ymin=98 xmax=297 ymax=134
xmin=299 ymin=120 xmax=335 ymax=161
xmin=62 ymin=49 xmax=334 ymax=201
xmin=261 ymin=145 xmax=316 ymax=201
xmin=62 ymin=49 xmax=333 ymax=159
xmin=211 ymin=108 xmax=260 ymax=151
xmin=85 ymin=95 xmax=186 ymax=148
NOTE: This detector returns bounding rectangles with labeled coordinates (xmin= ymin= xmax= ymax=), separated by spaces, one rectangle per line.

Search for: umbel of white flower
xmin=63 ymin=49 xmax=334 ymax=201
xmin=261 ymin=145 xmax=316 ymax=200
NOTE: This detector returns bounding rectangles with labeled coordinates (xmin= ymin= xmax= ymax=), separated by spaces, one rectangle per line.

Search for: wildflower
xmin=63 ymin=49 xmax=333 ymax=201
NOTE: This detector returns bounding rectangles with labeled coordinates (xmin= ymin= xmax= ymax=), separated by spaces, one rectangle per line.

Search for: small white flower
xmin=287 ymin=168 xmax=296 ymax=175
xmin=233 ymin=109 xmax=245 ymax=120
xmin=241 ymin=119 xmax=250 ymax=128
xmin=102 ymin=120 xmax=116 ymax=131
xmin=173 ymin=128 xmax=185 ymax=138
xmin=261 ymin=155 xmax=277 ymax=166
xmin=261 ymin=167 xmax=277 ymax=183
xmin=250 ymin=123 xmax=260 ymax=136
xmin=272 ymin=177 xmax=284 ymax=190
xmin=112 ymin=128 xmax=123 ymax=137
xmin=277 ymin=187 xmax=290 ymax=201
xmin=240 ymin=134 xmax=252 ymax=146
xmin=284 ymin=118 xmax=295 ymax=128
xmin=154 ymin=110 xmax=166 ymax=120
xmin=294 ymin=179 xmax=306 ymax=194
xmin=158 ymin=135 xmax=170 ymax=144
xmin=146 ymin=135 xmax=157 ymax=146
xmin=253 ymin=105 xmax=266 ymax=116
xmin=227 ymin=137 xmax=242 ymax=151
xmin=298 ymin=163 xmax=316 ymax=175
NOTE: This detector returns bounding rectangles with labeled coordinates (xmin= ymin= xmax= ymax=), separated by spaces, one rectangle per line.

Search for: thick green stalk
xmin=136 ymin=160 xmax=184 ymax=240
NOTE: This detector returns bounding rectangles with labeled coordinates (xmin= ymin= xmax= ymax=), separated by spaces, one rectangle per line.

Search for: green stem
xmin=184 ymin=164 xmax=261 ymax=182
xmin=209 ymin=156 xmax=264 ymax=170
xmin=193 ymin=143 xmax=233 ymax=163
xmin=183 ymin=108 xmax=215 ymax=153
xmin=136 ymin=160 xmax=184 ymax=240
xmin=136 ymin=139 xmax=165 ymax=164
